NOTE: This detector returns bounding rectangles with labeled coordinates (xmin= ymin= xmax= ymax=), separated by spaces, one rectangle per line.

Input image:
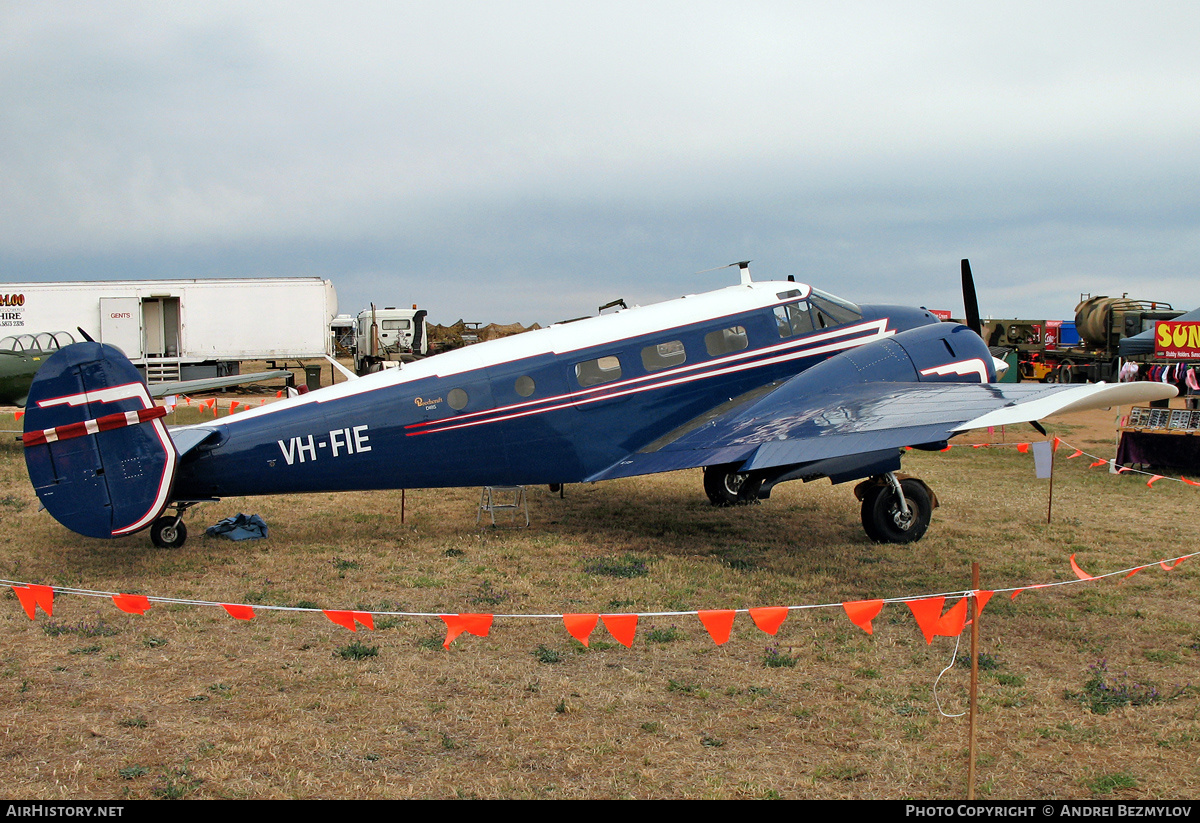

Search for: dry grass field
xmin=0 ymin=401 xmax=1196 ymax=800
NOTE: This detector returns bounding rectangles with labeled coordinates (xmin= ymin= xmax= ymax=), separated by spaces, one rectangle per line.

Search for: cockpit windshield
xmin=809 ymin=289 xmax=862 ymax=327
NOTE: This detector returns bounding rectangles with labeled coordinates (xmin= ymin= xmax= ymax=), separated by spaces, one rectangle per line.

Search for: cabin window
xmin=447 ymin=388 xmax=469 ymax=410
xmin=575 ymin=356 xmax=623 ymax=388
xmin=514 ymin=375 xmax=536 ymax=397
xmin=382 ymin=319 xmax=411 ymax=330
xmin=809 ymin=290 xmax=862 ymax=328
xmin=641 ymin=340 xmax=686 ymax=372
xmin=773 ymin=301 xmax=815 ymax=338
xmin=705 ymin=326 xmax=749 ymax=357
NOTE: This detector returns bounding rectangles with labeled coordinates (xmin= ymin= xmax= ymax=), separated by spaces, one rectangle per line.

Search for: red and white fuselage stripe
xmin=22 ymin=406 xmax=168 ymax=447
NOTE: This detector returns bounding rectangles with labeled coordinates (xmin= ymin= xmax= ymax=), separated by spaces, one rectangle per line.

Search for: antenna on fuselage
xmin=696 ymin=260 xmax=754 ymax=285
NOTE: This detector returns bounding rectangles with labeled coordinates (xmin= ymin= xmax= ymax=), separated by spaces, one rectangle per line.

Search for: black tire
xmin=860 ymin=479 xmax=932 ymax=544
xmin=703 ymin=464 xmax=762 ymax=506
xmin=150 ymin=516 xmax=187 ymax=549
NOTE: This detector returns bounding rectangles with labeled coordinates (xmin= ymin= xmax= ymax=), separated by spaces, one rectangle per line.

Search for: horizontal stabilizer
xmin=149 ymin=369 xmax=292 ymax=397
xmin=23 ymin=342 xmax=178 ymax=539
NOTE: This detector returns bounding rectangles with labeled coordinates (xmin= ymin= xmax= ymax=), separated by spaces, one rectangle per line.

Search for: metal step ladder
xmin=477 ymin=486 xmax=529 ymax=528
xmin=143 ymin=359 xmax=182 ymax=383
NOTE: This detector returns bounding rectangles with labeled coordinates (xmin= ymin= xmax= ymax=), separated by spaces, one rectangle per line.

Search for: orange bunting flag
xmin=906 ymin=597 xmax=946 ymax=644
xmin=1090 ymin=460 xmax=1107 ymax=468
xmin=229 ymin=401 xmax=240 ymax=413
xmin=1017 ymin=443 xmax=1030 ymax=453
xmin=974 ymin=590 xmax=994 ymax=617
xmin=842 ymin=599 xmax=884 ymax=635
xmin=1161 ymin=557 xmax=1188 ymax=571
xmin=1052 ymin=437 xmax=1061 ymax=451
xmin=12 ymin=584 xmax=54 ymax=619
xmin=936 ymin=597 xmax=969 ymax=638
xmin=1009 ymin=583 xmax=1049 ymax=600
xmin=1069 ymin=554 xmax=1096 ymax=581
xmin=112 ymin=594 xmax=151 ymax=615
xmin=323 ymin=610 xmax=374 ymax=631
xmin=14 ymin=410 xmax=24 ymax=421
xmin=440 ymin=613 xmax=494 ymax=648
xmin=940 ymin=445 xmax=952 ymax=452
xmin=1067 ymin=449 xmax=1083 ymax=459
xmin=697 ymin=609 xmax=736 ymax=645
xmin=749 ymin=606 xmax=788 ymax=636
xmin=601 ymin=613 xmax=638 ymax=647
xmin=222 ymin=604 xmax=255 ymax=621
xmin=1147 ymin=475 xmax=1166 ymax=487
xmin=563 ymin=613 xmax=599 ymax=646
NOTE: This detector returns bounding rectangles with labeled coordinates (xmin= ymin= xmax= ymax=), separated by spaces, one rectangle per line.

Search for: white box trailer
xmin=0 ymin=278 xmax=337 ymax=381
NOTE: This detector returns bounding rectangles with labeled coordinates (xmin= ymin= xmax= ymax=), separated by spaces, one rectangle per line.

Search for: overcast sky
xmin=2 ymin=1 xmax=1199 ymax=326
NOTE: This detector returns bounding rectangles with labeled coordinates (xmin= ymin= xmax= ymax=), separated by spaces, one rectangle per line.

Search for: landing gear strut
xmin=703 ymin=463 xmax=762 ymax=506
xmin=856 ymin=473 xmax=936 ymax=543
xmin=148 ymin=500 xmax=208 ymax=549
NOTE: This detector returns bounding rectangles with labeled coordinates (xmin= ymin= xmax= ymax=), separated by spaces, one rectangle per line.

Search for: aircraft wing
xmin=587 ymin=380 xmax=1177 ymax=483
xmin=148 ymin=369 xmax=293 ymax=398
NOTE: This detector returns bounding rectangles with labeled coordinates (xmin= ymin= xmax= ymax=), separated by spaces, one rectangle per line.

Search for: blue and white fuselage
xmin=172 ymin=280 xmax=944 ymax=498
xmin=24 ymin=268 xmax=1180 ymax=547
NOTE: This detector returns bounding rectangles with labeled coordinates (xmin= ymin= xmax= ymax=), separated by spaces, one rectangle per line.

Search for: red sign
xmin=929 ymin=310 xmax=953 ymax=321
xmin=1044 ymin=320 xmax=1061 ymax=350
xmin=1155 ymin=321 xmax=1200 ymax=359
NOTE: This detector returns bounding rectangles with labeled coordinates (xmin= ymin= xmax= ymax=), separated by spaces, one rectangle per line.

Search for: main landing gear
xmin=148 ymin=500 xmax=208 ymax=549
xmin=855 ymin=473 xmax=937 ymax=544
xmin=703 ymin=463 xmax=762 ymax=506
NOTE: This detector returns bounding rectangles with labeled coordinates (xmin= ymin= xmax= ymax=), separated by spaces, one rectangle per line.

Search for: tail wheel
xmin=703 ymin=464 xmax=762 ymax=506
xmin=860 ymin=479 xmax=932 ymax=544
xmin=150 ymin=516 xmax=188 ymax=549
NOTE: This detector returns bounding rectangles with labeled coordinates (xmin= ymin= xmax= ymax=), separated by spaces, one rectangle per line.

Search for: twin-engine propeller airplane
xmin=23 ymin=261 xmax=1175 ymax=548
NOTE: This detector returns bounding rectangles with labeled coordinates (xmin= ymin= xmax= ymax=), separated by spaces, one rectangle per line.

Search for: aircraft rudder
xmin=23 ymin=342 xmax=178 ymax=539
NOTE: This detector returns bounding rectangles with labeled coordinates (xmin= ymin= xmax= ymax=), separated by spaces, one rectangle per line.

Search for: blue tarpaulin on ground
xmin=206 ymin=513 xmax=269 ymax=541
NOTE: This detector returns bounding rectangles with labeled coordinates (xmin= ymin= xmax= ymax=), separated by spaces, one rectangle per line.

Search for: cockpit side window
xmin=773 ymin=301 xmax=815 ymax=338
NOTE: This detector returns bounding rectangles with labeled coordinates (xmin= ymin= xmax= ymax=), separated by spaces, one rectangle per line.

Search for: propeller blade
xmin=961 ymin=259 xmax=982 ymax=336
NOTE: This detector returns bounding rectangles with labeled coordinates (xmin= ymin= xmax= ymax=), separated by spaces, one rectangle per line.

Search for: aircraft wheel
xmin=703 ymin=464 xmax=762 ymax=506
xmin=150 ymin=517 xmax=188 ymax=549
xmin=860 ymin=479 xmax=932 ymax=544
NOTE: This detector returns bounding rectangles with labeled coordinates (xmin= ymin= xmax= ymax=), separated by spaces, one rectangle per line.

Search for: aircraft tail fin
xmin=23 ymin=342 xmax=178 ymax=539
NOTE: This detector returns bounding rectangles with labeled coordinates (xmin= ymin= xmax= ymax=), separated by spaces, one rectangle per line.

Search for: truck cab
xmin=354 ymin=305 xmax=429 ymax=374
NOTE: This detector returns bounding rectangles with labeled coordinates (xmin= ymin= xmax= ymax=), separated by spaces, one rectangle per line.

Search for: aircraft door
xmin=415 ymin=369 xmax=510 ymax=484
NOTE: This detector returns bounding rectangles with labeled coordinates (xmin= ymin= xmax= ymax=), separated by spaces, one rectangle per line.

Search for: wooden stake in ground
xmin=967 ymin=562 xmax=981 ymax=800
xmin=1047 ymin=438 xmax=1056 ymax=524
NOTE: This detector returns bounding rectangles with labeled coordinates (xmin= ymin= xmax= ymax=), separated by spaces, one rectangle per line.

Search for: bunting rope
xmin=3 ymin=418 xmax=1197 ymax=648
xmin=4 ymin=548 xmax=1194 ymax=648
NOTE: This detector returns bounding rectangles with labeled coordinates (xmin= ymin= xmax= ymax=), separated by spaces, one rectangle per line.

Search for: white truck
xmin=0 ymin=277 xmax=338 ymax=381
xmin=354 ymin=304 xmax=429 ymax=374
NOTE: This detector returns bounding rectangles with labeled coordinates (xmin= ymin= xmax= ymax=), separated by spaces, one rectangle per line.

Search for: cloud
xmin=2 ymin=2 xmax=1199 ymax=323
